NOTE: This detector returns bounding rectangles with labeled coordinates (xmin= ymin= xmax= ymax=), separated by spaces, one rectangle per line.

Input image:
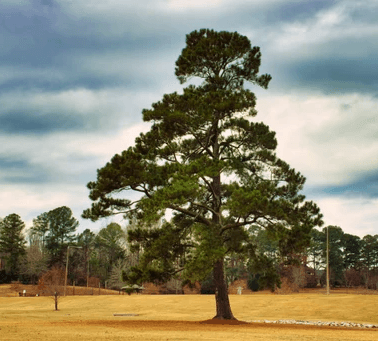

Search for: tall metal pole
xmin=326 ymin=226 xmax=330 ymax=295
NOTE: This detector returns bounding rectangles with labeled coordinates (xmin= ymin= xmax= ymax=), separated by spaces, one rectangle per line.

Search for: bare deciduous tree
xmin=20 ymin=244 xmax=49 ymax=284
xmin=38 ymin=267 xmax=65 ymax=310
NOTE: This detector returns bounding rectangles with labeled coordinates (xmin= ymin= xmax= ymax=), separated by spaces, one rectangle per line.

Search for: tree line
xmin=1 ymin=208 xmax=378 ymax=291
xmin=308 ymin=226 xmax=378 ymax=289
xmin=0 ymin=207 xmax=130 ymax=288
xmin=223 ymin=225 xmax=378 ymax=291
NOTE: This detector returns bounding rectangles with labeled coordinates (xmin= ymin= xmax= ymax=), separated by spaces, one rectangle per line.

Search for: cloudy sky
xmin=1 ymin=0 xmax=377 ymax=238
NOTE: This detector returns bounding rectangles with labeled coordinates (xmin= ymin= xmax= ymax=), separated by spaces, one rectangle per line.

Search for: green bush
xmin=247 ymin=273 xmax=260 ymax=292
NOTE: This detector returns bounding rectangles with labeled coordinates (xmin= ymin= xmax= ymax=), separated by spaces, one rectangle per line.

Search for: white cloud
xmin=316 ymin=196 xmax=378 ymax=237
xmin=0 ymin=184 xmax=76 ymax=214
xmin=0 ymin=183 xmax=82 ymax=231
xmin=0 ymin=117 xmax=152 ymax=234
xmin=64 ymin=122 xmax=152 ymax=164
xmin=0 ymin=87 xmax=161 ymax=133
xmin=0 ymin=182 xmax=109 ymax=235
xmin=256 ymin=92 xmax=378 ymax=186
xmin=0 ymin=121 xmax=152 ymax=186
xmin=267 ymin=0 xmax=378 ymax=58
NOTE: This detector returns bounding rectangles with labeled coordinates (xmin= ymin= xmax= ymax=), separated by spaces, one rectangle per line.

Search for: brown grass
xmin=1 ymin=285 xmax=378 ymax=340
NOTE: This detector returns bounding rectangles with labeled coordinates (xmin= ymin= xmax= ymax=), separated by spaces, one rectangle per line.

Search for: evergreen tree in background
xmin=92 ymin=223 xmax=126 ymax=281
xmin=77 ymin=228 xmax=96 ymax=284
xmin=45 ymin=206 xmax=79 ymax=266
xmin=343 ymin=233 xmax=362 ymax=270
xmin=361 ymin=235 xmax=378 ymax=270
xmin=308 ymin=228 xmax=324 ymax=275
xmin=323 ymin=226 xmax=345 ymax=286
xmin=0 ymin=213 xmax=26 ymax=278
xmin=83 ymin=29 xmax=323 ymax=320
xmin=361 ymin=234 xmax=378 ymax=288
xmin=30 ymin=212 xmax=50 ymax=251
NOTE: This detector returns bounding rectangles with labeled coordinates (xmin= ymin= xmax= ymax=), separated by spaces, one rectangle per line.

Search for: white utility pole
xmin=326 ymin=226 xmax=330 ymax=295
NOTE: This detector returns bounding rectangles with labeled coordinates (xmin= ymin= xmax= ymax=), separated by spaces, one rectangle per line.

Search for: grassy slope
xmin=1 ymin=294 xmax=378 ymax=324
xmin=1 ymin=286 xmax=378 ymax=341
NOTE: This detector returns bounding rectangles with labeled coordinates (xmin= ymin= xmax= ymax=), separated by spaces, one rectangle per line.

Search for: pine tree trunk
xmin=212 ymin=258 xmax=236 ymax=320
xmin=210 ymin=119 xmax=235 ymax=320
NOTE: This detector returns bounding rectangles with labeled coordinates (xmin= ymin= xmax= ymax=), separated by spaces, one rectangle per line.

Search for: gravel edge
xmin=245 ymin=319 xmax=378 ymax=329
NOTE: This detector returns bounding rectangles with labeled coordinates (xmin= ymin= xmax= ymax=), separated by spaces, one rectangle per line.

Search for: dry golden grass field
xmin=1 ymin=285 xmax=378 ymax=340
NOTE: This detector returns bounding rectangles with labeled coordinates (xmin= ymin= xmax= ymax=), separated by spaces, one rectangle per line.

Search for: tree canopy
xmin=30 ymin=206 xmax=79 ymax=267
xmin=83 ymin=29 xmax=323 ymax=320
xmin=0 ymin=213 xmax=26 ymax=277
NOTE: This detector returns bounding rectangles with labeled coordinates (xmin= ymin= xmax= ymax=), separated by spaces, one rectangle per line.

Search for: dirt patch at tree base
xmin=200 ymin=318 xmax=249 ymax=325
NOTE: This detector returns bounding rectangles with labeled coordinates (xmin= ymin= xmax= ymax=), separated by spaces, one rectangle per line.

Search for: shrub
xmin=247 ymin=274 xmax=260 ymax=292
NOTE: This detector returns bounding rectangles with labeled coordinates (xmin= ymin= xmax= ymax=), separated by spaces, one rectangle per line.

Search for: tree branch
xmin=168 ymin=204 xmax=212 ymax=226
xmin=220 ymin=216 xmax=259 ymax=235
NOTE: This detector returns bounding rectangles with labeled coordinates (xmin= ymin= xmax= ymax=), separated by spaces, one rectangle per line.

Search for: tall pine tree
xmin=83 ymin=29 xmax=323 ymax=320
xmin=0 ymin=213 xmax=26 ymax=278
xmin=45 ymin=206 xmax=79 ymax=266
xmin=30 ymin=212 xmax=50 ymax=250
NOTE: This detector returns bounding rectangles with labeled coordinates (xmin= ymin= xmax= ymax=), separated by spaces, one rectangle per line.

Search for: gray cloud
xmin=256 ymin=0 xmax=378 ymax=95
xmin=273 ymin=41 xmax=378 ymax=95
xmin=0 ymin=157 xmax=29 ymax=170
xmin=0 ymin=87 xmax=157 ymax=138
xmin=2 ymin=174 xmax=49 ymax=185
xmin=0 ymin=156 xmax=51 ymax=184
xmin=0 ymin=149 xmax=98 ymax=186
xmin=0 ymin=111 xmax=87 ymax=134
xmin=265 ymin=0 xmax=337 ymax=22
xmin=306 ymin=171 xmax=378 ymax=199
